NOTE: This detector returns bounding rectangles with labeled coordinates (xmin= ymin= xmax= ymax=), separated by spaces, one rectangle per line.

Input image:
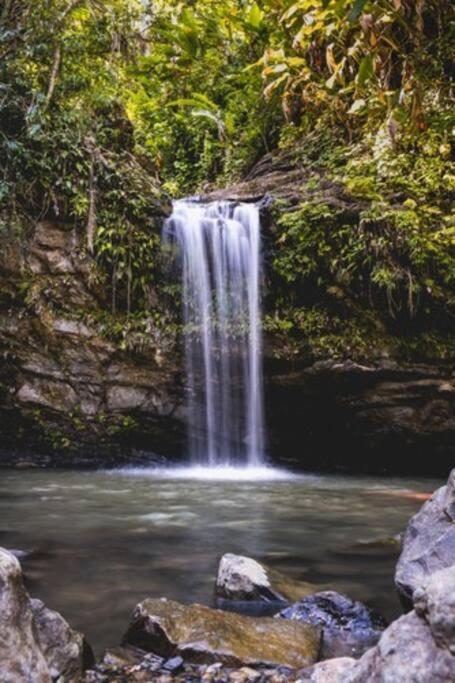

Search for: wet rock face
xmin=0 ymin=547 xmax=93 ymax=683
xmin=395 ymin=468 xmax=455 ymax=608
xmin=277 ymin=591 xmax=387 ymax=659
xmin=1 ymin=212 xmax=454 ymax=471
xmin=122 ymin=597 xmax=321 ymax=669
xmin=215 ymin=553 xmax=317 ymax=605
xmin=0 ymin=221 xmax=185 ymax=466
xmin=266 ymin=359 xmax=455 ymax=475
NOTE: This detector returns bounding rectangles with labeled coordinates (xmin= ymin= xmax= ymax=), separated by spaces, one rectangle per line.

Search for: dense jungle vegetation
xmin=1 ymin=0 xmax=454 ymax=360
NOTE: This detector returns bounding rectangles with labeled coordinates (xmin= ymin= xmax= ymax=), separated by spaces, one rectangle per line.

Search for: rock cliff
xmin=1 ymin=155 xmax=453 ymax=471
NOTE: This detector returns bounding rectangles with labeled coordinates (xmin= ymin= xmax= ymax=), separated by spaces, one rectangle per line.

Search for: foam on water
xmin=110 ymin=465 xmax=298 ymax=482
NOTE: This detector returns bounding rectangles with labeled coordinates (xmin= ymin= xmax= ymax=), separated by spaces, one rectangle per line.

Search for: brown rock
xmin=123 ymin=598 xmax=321 ymax=669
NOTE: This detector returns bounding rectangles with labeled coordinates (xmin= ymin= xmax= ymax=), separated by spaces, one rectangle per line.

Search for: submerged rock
xmin=0 ymin=547 xmax=93 ymax=683
xmin=215 ymin=553 xmax=317 ymax=604
xmin=395 ymin=468 xmax=455 ymax=608
xmin=122 ymin=597 xmax=321 ymax=669
xmin=277 ymin=591 xmax=386 ymax=659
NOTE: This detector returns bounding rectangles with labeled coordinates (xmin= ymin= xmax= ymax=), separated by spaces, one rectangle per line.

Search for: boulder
xmin=395 ymin=468 xmax=455 ymax=608
xmin=122 ymin=597 xmax=321 ymax=669
xmin=343 ymin=611 xmax=454 ymax=683
xmin=297 ymin=657 xmax=356 ymax=682
xmin=277 ymin=591 xmax=386 ymax=659
xmin=413 ymin=566 xmax=455 ymax=654
xmin=0 ymin=547 xmax=93 ymax=683
xmin=343 ymin=566 xmax=455 ymax=682
xmin=31 ymin=599 xmax=95 ymax=681
xmin=0 ymin=549 xmax=50 ymax=683
xmin=215 ymin=553 xmax=317 ymax=604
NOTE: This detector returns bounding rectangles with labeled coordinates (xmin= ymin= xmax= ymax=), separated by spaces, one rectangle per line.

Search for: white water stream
xmin=164 ymin=200 xmax=265 ymax=467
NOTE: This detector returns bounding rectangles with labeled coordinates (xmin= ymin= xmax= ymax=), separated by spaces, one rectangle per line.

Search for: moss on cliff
xmin=261 ymin=119 xmax=454 ymax=364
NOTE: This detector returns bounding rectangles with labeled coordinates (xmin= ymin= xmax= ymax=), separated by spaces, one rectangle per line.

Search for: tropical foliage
xmin=1 ymin=0 xmax=454 ymax=354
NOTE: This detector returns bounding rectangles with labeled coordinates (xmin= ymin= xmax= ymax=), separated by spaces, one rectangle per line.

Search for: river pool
xmin=0 ymin=466 xmax=441 ymax=653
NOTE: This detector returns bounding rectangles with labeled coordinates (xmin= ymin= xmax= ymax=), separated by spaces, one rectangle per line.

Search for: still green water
xmin=0 ymin=467 xmax=441 ymax=653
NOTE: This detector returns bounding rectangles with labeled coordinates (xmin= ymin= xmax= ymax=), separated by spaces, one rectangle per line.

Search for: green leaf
xmin=224 ymin=112 xmax=235 ymax=136
xmin=247 ymin=3 xmax=264 ymax=29
xmin=356 ymin=54 xmax=374 ymax=87
xmin=348 ymin=0 xmax=369 ymax=22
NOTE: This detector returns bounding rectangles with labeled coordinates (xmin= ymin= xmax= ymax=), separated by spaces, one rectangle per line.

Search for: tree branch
xmin=43 ymin=43 xmax=61 ymax=110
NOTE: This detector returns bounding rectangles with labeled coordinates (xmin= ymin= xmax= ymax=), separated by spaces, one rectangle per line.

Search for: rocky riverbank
xmin=1 ymin=469 xmax=454 ymax=682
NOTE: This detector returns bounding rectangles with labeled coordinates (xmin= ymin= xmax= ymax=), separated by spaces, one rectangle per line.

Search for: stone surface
xmin=395 ymin=468 xmax=455 ymax=607
xmin=0 ymin=547 xmax=93 ymax=683
xmin=0 ymin=549 xmax=50 ymax=683
xmin=216 ymin=553 xmax=317 ymax=604
xmin=413 ymin=566 xmax=455 ymax=654
xmin=266 ymin=359 xmax=455 ymax=474
xmin=0 ymin=216 xmax=185 ymax=468
xmin=343 ymin=566 xmax=455 ymax=682
xmin=31 ymin=598 xmax=95 ymax=681
xmin=122 ymin=597 xmax=321 ymax=669
xmin=297 ymin=657 xmax=356 ymax=682
xmin=277 ymin=591 xmax=386 ymax=659
xmin=1 ymin=186 xmax=454 ymax=471
xmin=343 ymin=610 xmax=454 ymax=683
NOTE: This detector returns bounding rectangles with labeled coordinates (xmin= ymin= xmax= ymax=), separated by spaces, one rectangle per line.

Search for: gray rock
xmin=106 ymin=384 xmax=149 ymax=411
xmin=413 ymin=565 xmax=455 ymax=654
xmin=297 ymin=657 xmax=356 ymax=682
xmin=17 ymin=377 xmax=79 ymax=412
xmin=0 ymin=549 xmax=50 ymax=683
xmin=344 ymin=566 xmax=455 ymax=682
xmin=52 ymin=318 xmax=93 ymax=338
xmin=0 ymin=547 xmax=93 ymax=683
xmin=277 ymin=591 xmax=386 ymax=659
xmin=216 ymin=553 xmax=318 ymax=604
xmin=343 ymin=611 xmax=454 ymax=683
xmin=122 ymin=597 xmax=321 ymax=669
xmin=395 ymin=468 xmax=455 ymax=607
xmin=31 ymin=599 xmax=94 ymax=681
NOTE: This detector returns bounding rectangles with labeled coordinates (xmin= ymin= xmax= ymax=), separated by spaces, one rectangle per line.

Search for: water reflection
xmin=0 ymin=468 xmax=441 ymax=654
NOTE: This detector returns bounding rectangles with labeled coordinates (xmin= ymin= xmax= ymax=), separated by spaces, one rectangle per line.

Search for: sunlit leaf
xmin=347 ymin=98 xmax=366 ymax=113
xmin=246 ymin=2 xmax=264 ymax=29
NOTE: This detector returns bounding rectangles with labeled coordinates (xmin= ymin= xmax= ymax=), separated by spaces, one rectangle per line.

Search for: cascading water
xmin=163 ymin=200 xmax=265 ymax=467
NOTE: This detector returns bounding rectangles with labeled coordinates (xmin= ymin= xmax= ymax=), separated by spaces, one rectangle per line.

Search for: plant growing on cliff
xmin=1 ymin=0 xmax=454 ymax=355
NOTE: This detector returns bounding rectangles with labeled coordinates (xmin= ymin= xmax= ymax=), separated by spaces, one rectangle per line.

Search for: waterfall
xmin=163 ymin=199 xmax=265 ymax=466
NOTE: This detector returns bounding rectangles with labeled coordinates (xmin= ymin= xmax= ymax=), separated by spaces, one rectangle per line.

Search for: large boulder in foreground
xmin=0 ymin=549 xmax=50 ymax=683
xmin=277 ymin=591 xmax=386 ymax=659
xmin=343 ymin=566 xmax=455 ymax=682
xmin=395 ymin=468 xmax=455 ymax=608
xmin=122 ymin=597 xmax=321 ymax=669
xmin=215 ymin=553 xmax=318 ymax=604
xmin=0 ymin=547 xmax=93 ymax=683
